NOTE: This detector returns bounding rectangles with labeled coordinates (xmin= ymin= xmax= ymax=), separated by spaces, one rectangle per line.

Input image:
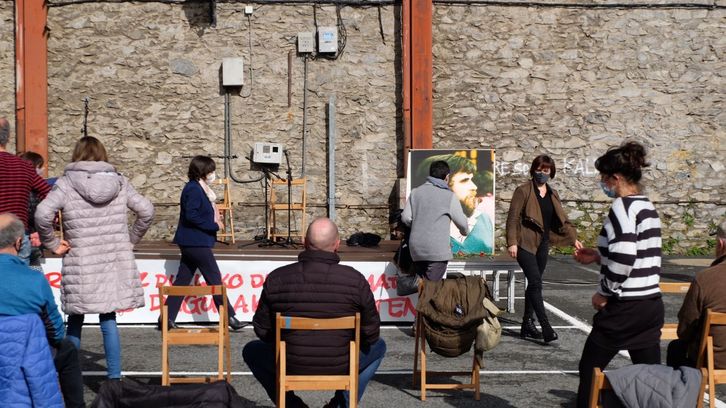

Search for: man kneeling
xmin=243 ymin=217 xmax=386 ymax=408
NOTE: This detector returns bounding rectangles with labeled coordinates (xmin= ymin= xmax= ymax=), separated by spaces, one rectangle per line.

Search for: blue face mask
xmin=533 ymin=172 xmax=549 ymax=184
xmin=600 ymin=181 xmax=617 ymax=198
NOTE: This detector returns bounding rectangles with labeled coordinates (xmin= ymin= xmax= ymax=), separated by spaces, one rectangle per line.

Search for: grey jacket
xmin=35 ymin=161 xmax=154 ymax=315
xmin=605 ymin=364 xmax=702 ymax=408
xmin=402 ymin=180 xmax=468 ymax=262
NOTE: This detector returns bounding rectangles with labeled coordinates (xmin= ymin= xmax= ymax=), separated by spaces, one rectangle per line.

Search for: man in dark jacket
xmin=243 ymin=217 xmax=386 ymax=408
xmin=0 ymin=213 xmax=85 ymax=407
xmin=667 ymin=219 xmax=726 ymax=368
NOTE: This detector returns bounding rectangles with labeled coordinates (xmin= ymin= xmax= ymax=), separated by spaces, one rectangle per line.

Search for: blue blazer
xmin=173 ymin=180 xmax=219 ymax=248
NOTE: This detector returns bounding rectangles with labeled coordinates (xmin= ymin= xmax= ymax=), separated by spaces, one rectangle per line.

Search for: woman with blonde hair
xmin=35 ymin=136 xmax=154 ymax=380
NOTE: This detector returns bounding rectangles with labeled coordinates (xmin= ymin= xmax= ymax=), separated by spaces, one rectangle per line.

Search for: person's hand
xmin=592 ymin=293 xmax=608 ymax=311
xmin=574 ymin=240 xmax=583 ymax=250
xmin=30 ymin=232 xmax=41 ymax=247
xmin=507 ymin=245 xmax=517 ymax=259
xmin=574 ymin=247 xmax=600 ymax=265
xmin=53 ymin=240 xmax=71 ymax=256
xmin=216 ymin=221 xmax=225 ymax=230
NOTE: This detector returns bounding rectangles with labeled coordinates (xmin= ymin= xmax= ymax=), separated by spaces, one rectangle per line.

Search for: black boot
xmin=156 ymin=317 xmax=178 ymax=331
xmin=520 ymin=317 xmax=543 ymax=340
xmin=540 ymin=317 xmax=558 ymax=343
xmin=228 ymin=316 xmax=248 ymax=331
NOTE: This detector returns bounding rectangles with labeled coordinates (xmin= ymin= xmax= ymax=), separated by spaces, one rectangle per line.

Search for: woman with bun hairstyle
xmin=573 ymin=141 xmax=664 ymax=407
xmin=506 ymin=155 xmax=580 ymax=343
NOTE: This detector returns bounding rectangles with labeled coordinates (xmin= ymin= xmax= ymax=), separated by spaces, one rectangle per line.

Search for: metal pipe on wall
xmin=327 ymin=95 xmax=336 ymax=220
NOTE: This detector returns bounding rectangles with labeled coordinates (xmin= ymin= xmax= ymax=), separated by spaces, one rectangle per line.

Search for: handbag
xmin=475 ymin=297 xmax=502 ymax=353
xmin=394 ymin=238 xmax=420 ymax=296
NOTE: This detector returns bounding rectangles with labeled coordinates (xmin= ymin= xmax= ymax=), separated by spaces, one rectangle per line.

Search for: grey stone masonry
xmin=0 ymin=1 xmax=722 ymax=253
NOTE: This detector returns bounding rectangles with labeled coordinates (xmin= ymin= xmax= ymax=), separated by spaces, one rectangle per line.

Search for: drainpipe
xmin=327 ymin=95 xmax=336 ymax=221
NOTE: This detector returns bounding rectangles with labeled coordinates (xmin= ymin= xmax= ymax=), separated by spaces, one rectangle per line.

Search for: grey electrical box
xmin=253 ymin=142 xmax=283 ymax=165
xmin=297 ymin=32 xmax=314 ymax=54
xmin=222 ymin=58 xmax=244 ymax=86
xmin=317 ymin=27 xmax=338 ymax=53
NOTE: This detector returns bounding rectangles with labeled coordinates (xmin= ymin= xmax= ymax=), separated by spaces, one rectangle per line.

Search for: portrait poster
xmin=406 ymin=149 xmax=496 ymax=256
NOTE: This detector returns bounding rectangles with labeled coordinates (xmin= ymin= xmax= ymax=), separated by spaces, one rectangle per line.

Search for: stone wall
xmin=0 ymin=0 xmax=14 ymax=150
xmin=433 ymin=3 xmax=725 ymax=253
xmin=27 ymin=1 xmax=725 ymax=253
xmin=45 ymin=3 xmax=398 ymax=240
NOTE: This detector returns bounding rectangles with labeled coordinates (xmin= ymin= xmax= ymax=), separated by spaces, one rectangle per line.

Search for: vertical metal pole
xmin=327 ymin=95 xmax=336 ymax=221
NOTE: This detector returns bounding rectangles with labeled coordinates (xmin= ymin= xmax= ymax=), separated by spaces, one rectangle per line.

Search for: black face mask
xmin=533 ymin=172 xmax=549 ymax=184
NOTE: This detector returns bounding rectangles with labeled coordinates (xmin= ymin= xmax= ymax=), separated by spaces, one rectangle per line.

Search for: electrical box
xmin=222 ymin=58 xmax=244 ymax=86
xmin=297 ymin=32 xmax=314 ymax=54
xmin=244 ymin=5 xmax=253 ymax=15
xmin=317 ymin=27 xmax=338 ymax=53
xmin=253 ymin=142 xmax=283 ymax=165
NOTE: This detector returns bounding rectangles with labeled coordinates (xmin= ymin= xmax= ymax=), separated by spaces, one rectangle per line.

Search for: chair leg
xmin=472 ymin=355 xmax=481 ymax=401
xmin=413 ymin=315 xmax=420 ymax=386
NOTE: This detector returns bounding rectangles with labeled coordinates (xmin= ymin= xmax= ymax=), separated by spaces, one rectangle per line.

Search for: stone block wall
xmin=2 ymin=0 xmax=718 ymax=253
xmin=0 ymin=0 xmax=15 ymax=150
xmin=433 ymin=3 xmax=725 ymax=253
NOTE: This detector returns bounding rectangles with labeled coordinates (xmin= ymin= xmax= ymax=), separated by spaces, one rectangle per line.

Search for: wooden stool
xmin=269 ymin=177 xmax=306 ymax=241
xmin=214 ymin=178 xmax=235 ymax=244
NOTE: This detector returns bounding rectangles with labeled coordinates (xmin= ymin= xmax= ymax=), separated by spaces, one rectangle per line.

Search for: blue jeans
xmin=18 ymin=233 xmax=31 ymax=265
xmin=66 ymin=312 xmax=121 ymax=379
xmin=243 ymin=338 xmax=386 ymax=408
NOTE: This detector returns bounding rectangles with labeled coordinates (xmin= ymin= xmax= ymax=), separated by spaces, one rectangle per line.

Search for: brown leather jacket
xmin=505 ymin=180 xmax=577 ymax=254
xmin=677 ymin=255 xmax=726 ymax=367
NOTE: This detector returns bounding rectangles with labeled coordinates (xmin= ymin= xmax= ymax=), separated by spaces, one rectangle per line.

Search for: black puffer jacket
xmin=252 ymin=249 xmax=381 ymax=375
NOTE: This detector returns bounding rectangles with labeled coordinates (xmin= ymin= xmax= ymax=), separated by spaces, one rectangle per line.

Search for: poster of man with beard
xmin=407 ymin=149 xmax=495 ymax=256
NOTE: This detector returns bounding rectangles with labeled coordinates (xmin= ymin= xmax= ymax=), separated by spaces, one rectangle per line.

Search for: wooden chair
xmin=159 ymin=285 xmax=231 ymax=386
xmin=589 ymin=367 xmax=708 ymax=408
xmin=213 ymin=178 xmax=235 ymax=244
xmin=269 ymin=177 xmax=306 ymax=241
xmin=412 ymin=314 xmax=481 ymax=401
xmin=660 ymin=282 xmax=691 ymax=340
xmin=276 ymin=312 xmax=360 ymax=408
xmin=697 ymin=309 xmax=726 ymax=407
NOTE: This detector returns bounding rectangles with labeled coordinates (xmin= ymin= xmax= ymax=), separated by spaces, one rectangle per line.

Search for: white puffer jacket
xmin=35 ymin=161 xmax=154 ymax=315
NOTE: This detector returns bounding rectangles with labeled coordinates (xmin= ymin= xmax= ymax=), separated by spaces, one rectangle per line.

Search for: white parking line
xmin=82 ymin=369 xmax=580 ymax=377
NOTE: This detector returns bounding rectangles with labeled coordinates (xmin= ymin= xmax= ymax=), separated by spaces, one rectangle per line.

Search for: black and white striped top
xmin=597 ymin=195 xmax=662 ymax=300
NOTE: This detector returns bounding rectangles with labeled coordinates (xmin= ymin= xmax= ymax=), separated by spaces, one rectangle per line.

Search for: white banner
xmin=40 ymin=258 xmax=417 ymax=324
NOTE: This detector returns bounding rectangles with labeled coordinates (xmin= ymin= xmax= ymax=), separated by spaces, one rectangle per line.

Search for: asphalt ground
xmin=76 ymin=256 xmax=725 ymax=407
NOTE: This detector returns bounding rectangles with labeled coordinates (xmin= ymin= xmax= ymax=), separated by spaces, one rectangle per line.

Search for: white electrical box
xmin=222 ymin=58 xmax=244 ymax=86
xmin=317 ymin=27 xmax=338 ymax=53
xmin=297 ymin=32 xmax=314 ymax=54
xmin=253 ymin=142 xmax=283 ymax=165
xmin=244 ymin=5 xmax=253 ymax=15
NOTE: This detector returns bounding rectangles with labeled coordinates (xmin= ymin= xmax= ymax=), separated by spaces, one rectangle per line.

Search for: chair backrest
xmin=275 ymin=312 xmax=360 ymax=407
xmin=695 ymin=309 xmax=726 ymax=408
xmin=659 ymin=282 xmax=691 ymax=340
xmin=158 ymin=284 xmax=229 ymax=330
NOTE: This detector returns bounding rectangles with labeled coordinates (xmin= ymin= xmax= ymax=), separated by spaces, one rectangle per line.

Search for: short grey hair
xmin=0 ymin=213 xmax=24 ymax=249
xmin=0 ymin=118 xmax=9 ymax=146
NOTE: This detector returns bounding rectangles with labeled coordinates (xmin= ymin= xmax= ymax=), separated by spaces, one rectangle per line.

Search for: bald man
xmin=244 ymin=217 xmax=386 ymax=408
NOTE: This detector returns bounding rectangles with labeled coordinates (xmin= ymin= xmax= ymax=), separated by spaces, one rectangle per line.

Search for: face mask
xmin=205 ymin=172 xmax=217 ymax=184
xmin=600 ymin=181 xmax=617 ymax=198
xmin=533 ymin=172 xmax=549 ymax=184
xmin=36 ymin=167 xmax=44 ymax=177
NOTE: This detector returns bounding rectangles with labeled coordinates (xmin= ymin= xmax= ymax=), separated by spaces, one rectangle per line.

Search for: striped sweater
xmin=0 ymin=152 xmax=51 ymax=230
xmin=597 ymin=195 xmax=662 ymax=300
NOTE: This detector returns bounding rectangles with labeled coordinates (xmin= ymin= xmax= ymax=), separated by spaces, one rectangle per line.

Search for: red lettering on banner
xmin=45 ymin=272 xmax=61 ymax=289
xmin=233 ymin=295 xmax=249 ymax=313
xmin=251 ymin=274 xmax=265 ymax=288
xmin=155 ymin=274 xmax=170 ymax=287
xmin=375 ymin=297 xmax=416 ymax=319
xmin=367 ymin=274 xmax=393 ymax=291
xmin=223 ymin=273 xmax=243 ymax=289
xmin=149 ymin=294 xmax=160 ymax=311
xmin=139 ymin=272 xmax=149 ymax=288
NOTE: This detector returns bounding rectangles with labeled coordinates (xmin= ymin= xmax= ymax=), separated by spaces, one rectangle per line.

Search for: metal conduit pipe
xmin=327 ymin=95 xmax=336 ymax=220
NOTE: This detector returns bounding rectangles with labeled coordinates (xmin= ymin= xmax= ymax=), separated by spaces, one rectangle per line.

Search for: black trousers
xmin=165 ymin=246 xmax=236 ymax=322
xmin=54 ymin=338 xmax=86 ymax=408
xmin=576 ymin=336 xmax=661 ymax=408
xmin=517 ymin=243 xmax=549 ymax=323
xmin=666 ymin=338 xmax=696 ymax=368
